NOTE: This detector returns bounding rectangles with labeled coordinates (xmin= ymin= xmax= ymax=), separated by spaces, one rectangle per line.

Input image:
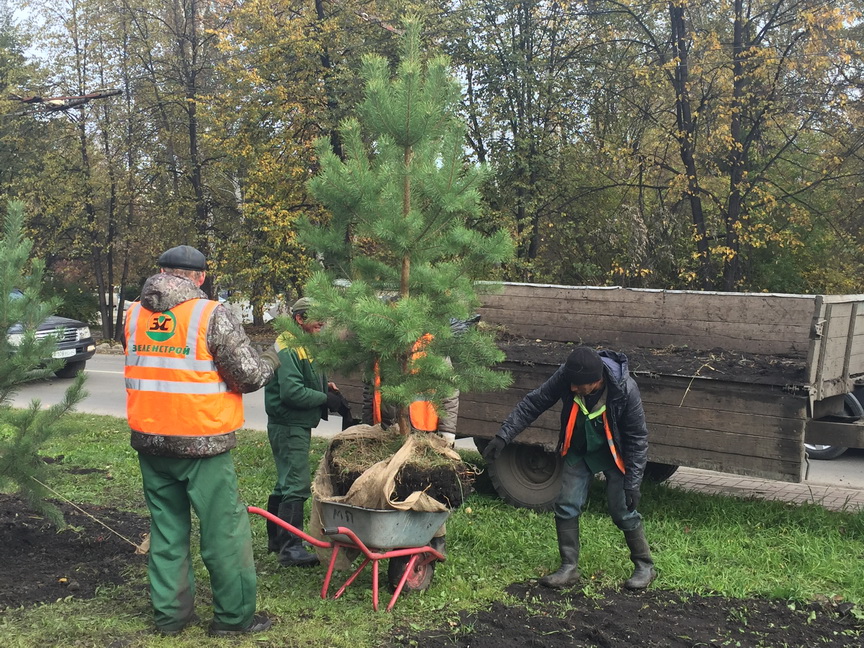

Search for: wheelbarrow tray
xmin=318 ymin=500 xmax=449 ymax=549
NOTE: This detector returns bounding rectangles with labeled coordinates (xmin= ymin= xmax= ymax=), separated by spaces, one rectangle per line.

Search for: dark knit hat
xmin=157 ymin=245 xmax=206 ymax=271
xmin=564 ymin=347 xmax=604 ymax=384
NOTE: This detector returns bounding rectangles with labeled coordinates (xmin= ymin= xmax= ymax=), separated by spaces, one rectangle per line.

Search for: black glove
xmin=335 ymin=395 xmax=356 ymax=430
xmin=326 ymin=388 xmax=344 ymax=413
xmin=482 ymin=436 xmax=507 ymax=463
xmin=625 ymin=488 xmax=641 ymax=512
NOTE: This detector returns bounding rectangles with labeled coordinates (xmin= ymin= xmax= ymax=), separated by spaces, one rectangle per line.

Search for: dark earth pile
xmin=392 ymin=581 xmax=863 ymax=648
xmin=247 ymin=323 xmax=810 ymax=386
xmin=326 ymin=433 xmax=476 ymax=508
xmin=498 ymin=335 xmax=809 ymax=386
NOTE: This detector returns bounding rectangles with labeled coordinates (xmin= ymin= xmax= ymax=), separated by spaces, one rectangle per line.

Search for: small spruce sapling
xmin=0 ymin=201 xmax=86 ymax=524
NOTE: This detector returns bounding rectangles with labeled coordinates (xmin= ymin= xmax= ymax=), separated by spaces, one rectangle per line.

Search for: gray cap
xmin=157 ymin=245 xmax=206 ymax=271
xmin=291 ymin=296 xmax=315 ymax=315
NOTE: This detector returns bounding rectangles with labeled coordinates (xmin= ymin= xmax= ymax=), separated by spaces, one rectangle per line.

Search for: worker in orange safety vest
xmin=124 ymin=245 xmax=279 ymax=638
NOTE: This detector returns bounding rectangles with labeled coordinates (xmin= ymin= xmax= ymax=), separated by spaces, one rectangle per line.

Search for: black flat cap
xmin=157 ymin=245 xmax=207 ymax=270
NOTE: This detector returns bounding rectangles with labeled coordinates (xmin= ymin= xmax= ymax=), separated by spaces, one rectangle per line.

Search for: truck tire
xmin=804 ymin=392 xmax=861 ymax=460
xmin=643 ymin=462 xmax=679 ymax=483
xmin=486 ymin=443 xmax=562 ymax=511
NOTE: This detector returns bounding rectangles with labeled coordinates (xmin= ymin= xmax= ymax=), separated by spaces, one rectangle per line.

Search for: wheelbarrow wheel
xmin=387 ymin=553 xmax=435 ymax=593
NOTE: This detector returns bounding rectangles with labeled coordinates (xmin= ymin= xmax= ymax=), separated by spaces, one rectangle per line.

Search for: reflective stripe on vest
xmin=124 ymin=299 xmax=243 ymax=436
xmin=561 ymin=394 xmax=625 ymax=474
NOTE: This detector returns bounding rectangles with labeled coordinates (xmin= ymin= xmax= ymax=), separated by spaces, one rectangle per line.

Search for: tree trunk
xmin=669 ymin=3 xmax=714 ymax=290
xmin=723 ymin=0 xmax=746 ymax=291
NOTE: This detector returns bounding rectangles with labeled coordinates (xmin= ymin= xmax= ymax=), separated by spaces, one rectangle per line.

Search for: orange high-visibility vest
xmin=561 ymin=395 xmax=625 ymax=474
xmin=408 ymin=334 xmax=439 ymax=431
xmin=124 ymin=299 xmax=243 ymax=436
xmin=372 ymin=334 xmax=439 ymax=431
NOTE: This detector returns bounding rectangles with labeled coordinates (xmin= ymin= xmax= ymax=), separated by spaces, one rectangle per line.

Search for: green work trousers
xmin=267 ymin=422 xmax=312 ymax=503
xmin=138 ymin=451 xmax=257 ymax=630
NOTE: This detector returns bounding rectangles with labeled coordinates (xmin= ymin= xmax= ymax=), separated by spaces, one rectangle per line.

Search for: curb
xmin=667 ymin=467 xmax=864 ymax=513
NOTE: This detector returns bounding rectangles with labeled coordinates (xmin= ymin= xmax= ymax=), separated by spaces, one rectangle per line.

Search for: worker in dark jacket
xmin=125 ymin=245 xmax=279 ymax=637
xmin=483 ymin=346 xmax=656 ymax=590
xmin=264 ymin=297 xmax=347 ymax=566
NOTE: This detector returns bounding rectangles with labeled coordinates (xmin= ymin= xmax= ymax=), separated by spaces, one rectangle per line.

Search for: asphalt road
xmin=10 ymin=353 xmax=864 ymax=490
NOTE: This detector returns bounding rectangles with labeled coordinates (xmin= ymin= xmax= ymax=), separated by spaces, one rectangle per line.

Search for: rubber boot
xmin=623 ymin=524 xmax=657 ymax=590
xmin=430 ymin=535 xmax=446 ymax=559
xmin=266 ymin=495 xmax=281 ymax=553
xmin=539 ymin=517 xmax=580 ymax=589
xmin=276 ymin=500 xmax=319 ymax=567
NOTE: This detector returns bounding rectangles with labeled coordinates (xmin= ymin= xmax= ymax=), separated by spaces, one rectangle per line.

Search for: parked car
xmin=7 ymin=289 xmax=97 ymax=378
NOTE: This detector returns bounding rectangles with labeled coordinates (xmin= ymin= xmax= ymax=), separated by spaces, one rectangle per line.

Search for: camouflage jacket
xmin=128 ymin=273 xmax=274 ymax=458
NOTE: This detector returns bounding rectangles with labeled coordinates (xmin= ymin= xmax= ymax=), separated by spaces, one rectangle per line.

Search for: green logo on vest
xmin=146 ymin=310 xmax=177 ymax=342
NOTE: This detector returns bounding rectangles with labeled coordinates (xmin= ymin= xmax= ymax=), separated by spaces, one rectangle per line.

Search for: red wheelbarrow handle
xmin=247 ymin=506 xmax=333 ymax=549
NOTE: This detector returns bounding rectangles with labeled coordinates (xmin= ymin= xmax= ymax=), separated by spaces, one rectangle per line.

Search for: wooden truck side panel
xmin=334 ymin=284 xmax=864 ymax=487
xmin=478 ymin=283 xmax=817 ymax=357
xmin=639 ymin=376 xmax=806 ymax=482
xmin=808 ymin=297 xmax=864 ymax=400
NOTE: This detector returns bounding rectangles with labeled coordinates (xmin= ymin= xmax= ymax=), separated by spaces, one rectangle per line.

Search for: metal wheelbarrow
xmin=248 ymin=501 xmax=449 ymax=611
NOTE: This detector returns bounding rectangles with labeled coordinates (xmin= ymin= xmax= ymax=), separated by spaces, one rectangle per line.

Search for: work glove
xmin=482 ymin=436 xmax=507 ymax=463
xmin=326 ymin=388 xmax=344 ymax=413
xmin=260 ymin=344 xmax=280 ymax=371
xmin=625 ymin=488 xmax=641 ymax=513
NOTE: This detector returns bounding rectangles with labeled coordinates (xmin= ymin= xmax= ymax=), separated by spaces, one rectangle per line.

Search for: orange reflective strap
xmin=602 ymin=411 xmax=626 ymax=474
xmin=372 ymin=359 xmax=382 ymax=425
xmin=561 ymin=400 xmax=580 ymax=456
xmin=412 ymin=333 xmax=434 ymax=355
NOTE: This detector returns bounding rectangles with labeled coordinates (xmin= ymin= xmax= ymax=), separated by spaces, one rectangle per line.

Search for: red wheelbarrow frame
xmin=247 ymin=506 xmax=445 ymax=612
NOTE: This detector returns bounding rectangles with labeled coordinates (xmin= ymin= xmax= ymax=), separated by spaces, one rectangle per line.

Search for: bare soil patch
xmin=2 ymin=492 xmax=861 ymax=646
xmin=0 ymin=492 xmax=148 ymax=611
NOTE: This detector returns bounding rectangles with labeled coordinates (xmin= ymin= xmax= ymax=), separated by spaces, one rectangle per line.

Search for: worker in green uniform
xmin=264 ymin=297 xmax=348 ymax=566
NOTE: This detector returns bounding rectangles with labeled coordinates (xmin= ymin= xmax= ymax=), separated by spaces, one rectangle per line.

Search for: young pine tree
xmin=0 ymin=200 xmax=86 ymax=524
xmin=299 ymin=17 xmax=514 ymax=434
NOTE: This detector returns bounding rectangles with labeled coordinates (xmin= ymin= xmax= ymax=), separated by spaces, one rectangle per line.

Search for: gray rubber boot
xmin=539 ymin=517 xmax=580 ymax=589
xmin=276 ymin=500 xmax=319 ymax=567
xmin=623 ymin=524 xmax=657 ymax=589
xmin=430 ymin=535 xmax=446 ymax=559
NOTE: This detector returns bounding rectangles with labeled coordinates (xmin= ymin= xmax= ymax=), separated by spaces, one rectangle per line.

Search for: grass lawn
xmin=1 ymin=411 xmax=863 ymax=647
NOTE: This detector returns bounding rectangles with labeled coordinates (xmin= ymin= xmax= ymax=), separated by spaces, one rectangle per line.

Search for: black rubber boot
xmin=266 ymin=495 xmax=281 ymax=553
xmin=623 ymin=524 xmax=657 ymax=590
xmin=539 ymin=517 xmax=580 ymax=589
xmin=276 ymin=500 xmax=319 ymax=567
